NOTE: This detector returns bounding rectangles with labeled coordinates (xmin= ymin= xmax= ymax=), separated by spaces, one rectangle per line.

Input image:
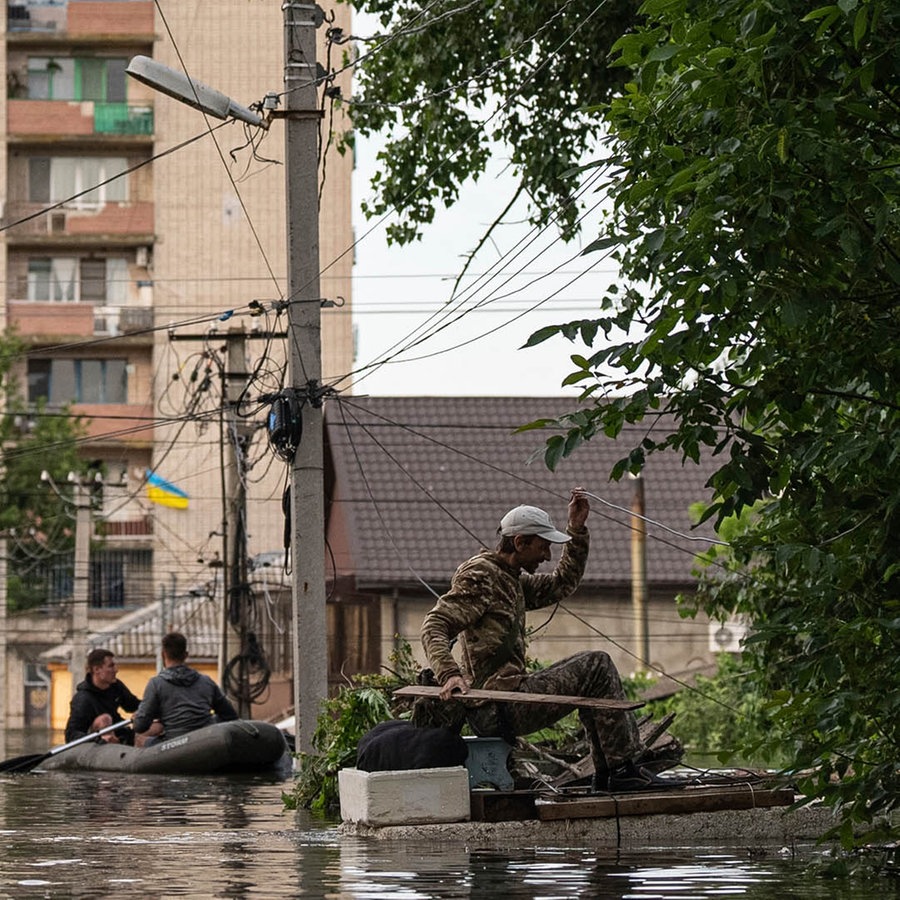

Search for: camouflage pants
xmin=467 ymin=650 xmax=643 ymax=771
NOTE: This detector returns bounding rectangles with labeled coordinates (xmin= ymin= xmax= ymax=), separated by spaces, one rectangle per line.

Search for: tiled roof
xmin=325 ymin=396 xmax=722 ymax=590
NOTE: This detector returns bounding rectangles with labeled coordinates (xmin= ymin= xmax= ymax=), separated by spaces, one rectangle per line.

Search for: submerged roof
xmin=325 ymin=396 xmax=722 ymax=591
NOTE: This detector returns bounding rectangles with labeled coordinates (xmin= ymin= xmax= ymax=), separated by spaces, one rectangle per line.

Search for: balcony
xmin=95 ymin=304 xmax=154 ymax=336
xmin=71 ymin=400 xmax=155 ymax=447
xmin=8 ymin=100 xmax=153 ymax=139
xmin=7 ymin=1 xmax=155 ymax=38
xmin=9 ymin=300 xmax=153 ymax=341
xmin=98 ymin=516 xmax=154 ymax=539
xmin=3 ymin=201 xmax=154 ymax=245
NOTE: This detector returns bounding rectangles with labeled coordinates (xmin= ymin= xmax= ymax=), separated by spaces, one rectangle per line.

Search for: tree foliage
xmin=528 ymin=0 xmax=900 ymax=842
xmin=345 ymin=0 xmax=900 ymax=842
xmin=341 ymin=0 xmax=639 ymax=244
xmin=0 ymin=331 xmax=89 ymax=610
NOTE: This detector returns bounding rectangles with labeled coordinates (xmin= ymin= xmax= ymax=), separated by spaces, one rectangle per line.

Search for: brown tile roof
xmin=325 ymin=397 xmax=722 ymax=591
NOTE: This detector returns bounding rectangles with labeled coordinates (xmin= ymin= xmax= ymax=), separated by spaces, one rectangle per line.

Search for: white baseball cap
xmin=499 ymin=505 xmax=570 ymax=543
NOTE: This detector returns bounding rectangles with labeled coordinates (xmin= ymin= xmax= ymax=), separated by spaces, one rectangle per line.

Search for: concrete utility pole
xmin=127 ymin=4 xmax=329 ymax=753
xmin=224 ymin=328 xmax=254 ymax=718
xmin=69 ymin=480 xmax=91 ymax=689
xmin=283 ymin=1 xmax=328 ymax=756
xmin=0 ymin=537 xmax=7 ymax=758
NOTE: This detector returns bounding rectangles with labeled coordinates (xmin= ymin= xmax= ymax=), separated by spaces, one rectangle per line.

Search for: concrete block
xmin=339 ymin=766 xmax=470 ymax=826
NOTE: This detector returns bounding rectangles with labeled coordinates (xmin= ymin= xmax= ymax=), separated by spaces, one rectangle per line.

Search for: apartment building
xmin=2 ymin=0 xmax=354 ymax=727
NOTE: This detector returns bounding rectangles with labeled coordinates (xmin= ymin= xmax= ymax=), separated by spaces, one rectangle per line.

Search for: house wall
xmin=3 ymin=610 xmax=70 ymax=729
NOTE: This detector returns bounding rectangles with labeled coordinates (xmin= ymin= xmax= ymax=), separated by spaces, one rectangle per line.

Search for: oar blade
xmin=0 ymin=752 xmax=48 ymax=774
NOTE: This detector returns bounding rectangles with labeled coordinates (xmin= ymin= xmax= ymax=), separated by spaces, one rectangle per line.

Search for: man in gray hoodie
xmin=133 ymin=632 xmax=237 ymax=745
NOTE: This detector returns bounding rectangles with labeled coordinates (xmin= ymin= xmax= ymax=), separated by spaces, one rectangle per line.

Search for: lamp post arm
xmin=126 ymin=55 xmax=266 ymax=128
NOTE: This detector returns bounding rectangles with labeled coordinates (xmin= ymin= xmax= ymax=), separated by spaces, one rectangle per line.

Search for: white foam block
xmin=338 ymin=766 xmax=471 ymax=826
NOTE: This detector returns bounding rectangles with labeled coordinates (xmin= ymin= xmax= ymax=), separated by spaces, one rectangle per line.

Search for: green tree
xmin=343 ymin=0 xmax=900 ymax=843
xmin=341 ymin=0 xmax=639 ymax=246
xmin=523 ymin=0 xmax=900 ymax=844
xmin=0 ymin=332 xmax=89 ymax=610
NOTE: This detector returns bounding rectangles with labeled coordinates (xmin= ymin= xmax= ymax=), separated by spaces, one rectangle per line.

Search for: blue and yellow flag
xmin=146 ymin=469 xmax=190 ymax=510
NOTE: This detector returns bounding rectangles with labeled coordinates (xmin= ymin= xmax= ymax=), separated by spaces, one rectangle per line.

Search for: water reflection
xmin=0 ymin=770 xmax=897 ymax=898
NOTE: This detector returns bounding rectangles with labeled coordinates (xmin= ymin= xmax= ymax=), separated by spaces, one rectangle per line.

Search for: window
xmin=27 ymin=257 xmax=129 ymax=304
xmin=91 ymin=548 xmax=153 ymax=609
xmin=28 ymin=358 xmax=127 ymax=404
xmin=29 ymin=156 xmax=128 ymax=206
xmin=27 ymin=57 xmax=128 ymax=102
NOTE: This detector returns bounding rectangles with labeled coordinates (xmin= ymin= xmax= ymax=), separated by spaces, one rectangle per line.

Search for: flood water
xmin=0 ymin=757 xmax=898 ymax=898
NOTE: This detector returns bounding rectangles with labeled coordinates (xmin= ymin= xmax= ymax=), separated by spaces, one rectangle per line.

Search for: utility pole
xmin=69 ymin=479 xmax=91 ymax=689
xmin=284 ymin=1 xmax=328 ymax=756
xmin=0 ymin=537 xmax=7 ymax=758
xmin=224 ymin=328 xmax=254 ymax=718
xmin=630 ymin=473 xmax=649 ymax=671
xmin=126 ymin=7 xmax=329 ymax=753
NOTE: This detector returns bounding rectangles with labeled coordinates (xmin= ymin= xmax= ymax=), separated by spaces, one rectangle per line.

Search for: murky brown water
xmin=0 ymin=752 xmax=897 ymax=898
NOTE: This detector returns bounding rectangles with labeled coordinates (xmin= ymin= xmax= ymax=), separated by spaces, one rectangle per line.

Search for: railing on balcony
xmin=7 ymin=1 xmax=155 ymax=36
xmin=93 ymin=102 xmax=153 ymax=136
xmin=94 ymin=304 xmax=154 ymax=336
xmin=7 ymin=100 xmax=154 ymax=138
xmin=7 ymin=0 xmax=64 ymax=34
xmin=7 ymin=545 xmax=153 ymax=612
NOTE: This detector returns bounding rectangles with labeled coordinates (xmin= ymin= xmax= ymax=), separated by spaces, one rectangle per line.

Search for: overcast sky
xmin=348 ymin=135 xmax=617 ymax=398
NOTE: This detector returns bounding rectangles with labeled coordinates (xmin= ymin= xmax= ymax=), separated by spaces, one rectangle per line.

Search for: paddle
xmin=0 ymin=718 xmax=133 ymax=774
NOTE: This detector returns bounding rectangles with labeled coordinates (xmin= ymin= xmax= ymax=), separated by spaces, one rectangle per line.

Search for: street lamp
xmin=126 ymin=16 xmax=327 ymax=758
xmin=125 ymin=56 xmax=266 ymax=128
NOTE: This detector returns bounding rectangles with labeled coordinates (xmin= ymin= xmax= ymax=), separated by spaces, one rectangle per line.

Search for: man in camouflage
xmin=420 ymin=489 xmax=669 ymax=791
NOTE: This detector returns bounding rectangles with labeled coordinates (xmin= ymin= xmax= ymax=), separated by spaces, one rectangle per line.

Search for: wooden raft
xmin=536 ymin=784 xmax=796 ymax=821
xmin=393 ymin=684 xmax=644 ymax=711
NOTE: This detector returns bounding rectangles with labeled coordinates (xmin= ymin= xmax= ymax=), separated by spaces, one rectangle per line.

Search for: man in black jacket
xmin=65 ymin=648 xmax=140 ymax=744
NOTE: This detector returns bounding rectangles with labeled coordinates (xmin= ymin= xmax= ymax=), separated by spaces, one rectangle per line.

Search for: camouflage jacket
xmin=420 ymin=527 xmax=589 ymax=691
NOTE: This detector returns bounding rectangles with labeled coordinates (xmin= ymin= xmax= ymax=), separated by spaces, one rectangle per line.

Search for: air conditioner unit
xmin=135 ymin=246 xmax=151 ymax=268
xmin=47 ymin=211 xmax=67 ymax=234
xmin=708 ymin=617 xmax=748 ymax=654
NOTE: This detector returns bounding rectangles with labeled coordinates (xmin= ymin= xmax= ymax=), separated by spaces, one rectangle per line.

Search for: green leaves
xmin=350 ymin=0 xmax=638 ymax=244
xmin=525 ymin=0 xmax=900 ymax=842
xmin=349 ymin=0 xmax=900 ymax=842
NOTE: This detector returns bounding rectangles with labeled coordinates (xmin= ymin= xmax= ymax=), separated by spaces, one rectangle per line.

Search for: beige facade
xmin=1 ymin=1 xmax=354 ymax=730
xmin=142 ymin=1 xmax=353 ymax=582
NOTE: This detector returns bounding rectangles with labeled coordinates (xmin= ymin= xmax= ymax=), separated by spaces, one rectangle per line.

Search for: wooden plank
xmin=536 ymin=786 xmax=796 ymax=821
xmin=393 ymin=684 xmax=645 ymax=711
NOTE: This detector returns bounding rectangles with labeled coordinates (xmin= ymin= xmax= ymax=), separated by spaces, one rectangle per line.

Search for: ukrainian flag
xmin=146 ymin=469 xmax=190 ymax=510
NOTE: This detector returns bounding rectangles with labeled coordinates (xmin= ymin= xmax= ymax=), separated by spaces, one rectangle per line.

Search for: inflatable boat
xmin=38 ymin=720 xmax=289 ymax=774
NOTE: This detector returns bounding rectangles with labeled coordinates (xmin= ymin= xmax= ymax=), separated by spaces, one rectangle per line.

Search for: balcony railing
xmin=7 ymin=1 xmax=155 ymax=36
xmin=94 ymin=102 xmax=153 ymax=136
xmin=3 ymin=200 xmax=155 ymax=241
xmin=9 ymin=300 xmax=153 ymax=339
xmin=7 ymin=100 xmax=153 ymax=139
xmin=95 ymin=304 xmax=154 ymax=336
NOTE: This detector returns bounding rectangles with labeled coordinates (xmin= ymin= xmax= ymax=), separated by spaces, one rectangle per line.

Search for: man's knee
xmin=585 ymin=650 xmax=615 ymax=670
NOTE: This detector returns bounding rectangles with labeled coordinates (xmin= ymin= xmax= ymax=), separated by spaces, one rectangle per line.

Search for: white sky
xmin=349 ymin=134 xmax=618 ymax=397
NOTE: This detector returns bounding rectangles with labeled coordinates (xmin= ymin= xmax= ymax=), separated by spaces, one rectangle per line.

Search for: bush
xmin=283 ymin=640 xmax=418 ymax=813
